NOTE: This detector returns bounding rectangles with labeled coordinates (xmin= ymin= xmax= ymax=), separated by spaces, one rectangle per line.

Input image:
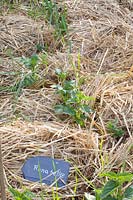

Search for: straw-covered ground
xmin=0 ymin=0 xmax=133 ymax=199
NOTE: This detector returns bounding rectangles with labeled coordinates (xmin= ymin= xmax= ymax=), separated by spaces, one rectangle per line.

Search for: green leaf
xmin=20 ymin=54 xmax=39 ymax=69
xmin=66 ymin=97 xmax=77 ymax=103
xmin=20 ymin=57 xmax=31 ymax=67
xmin=36 ymin=44 xmax=44 ymax=52
xmin=51 ymin=84 xmax=63 ymax=91
xmin=100 ymin=180 xmax=119 ymax=199
xmin=23 ymin=75 xmax=36 ymax=87
xmin=9 ymin=187 xmax=35 ymax=200
xmin=55 ymin=68 xmax=62 ymax=75
xmin=80 ymin=105 xmax=92 ymax=113
xmin=55 ymin=69 xmax=67 ymax=80
xmin=102 ymin=195 xmax=117 ymax=200
xmin=100 ymin=172 xmax=133 ymax=183
xmin=23 ymin=190 xmax=35 ymax=199
xmin=84 ymin=96 xmax=95 ymax=101
xmin=76 ymin=92 xmax=95 ymax=101
xmin=100 ymin=172 xmax=118 ymax=179
xmin=54 ymin=105 xmax=64 ymax=114
xmin=54 ymin=105 xmax=76 ymax=116
xmin=9 ymin=187 xmax=21 ymax=198
xmin=95 ymin=189 xmax=102 ymax=200
xmin=63 ymin=106 xmax=76 ymax=116
xmin=123 ymin=185 xmax=133 ymax=200
xmin=64 ymin=80 xmax=76 ymax=90
xmin=30 ymin=54 xmax=39 ymax=68
xmin=107 ymin=121 xmax=124 ymax=138
xmin=75 ymin=118 xmax=85 ymax=126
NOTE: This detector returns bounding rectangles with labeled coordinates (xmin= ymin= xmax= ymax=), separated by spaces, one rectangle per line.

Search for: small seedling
xmin=107 ymin=120 xmax=124 ymax=138
xmin=0 ymin=54 xmax=40 ymax=96
xmin=85 ymin=172 xmax=133 ymax=200
xmin=52 ymin=69 xmax=94 ymax=126
xmin=10 ymin=54 xmax=40 ymax=95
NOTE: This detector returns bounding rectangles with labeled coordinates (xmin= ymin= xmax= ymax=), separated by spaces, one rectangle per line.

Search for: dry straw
xmin=0 ymin=0 xmax=133 ymax=199
xmin=0 ymin=14 xmax=55 ymax=56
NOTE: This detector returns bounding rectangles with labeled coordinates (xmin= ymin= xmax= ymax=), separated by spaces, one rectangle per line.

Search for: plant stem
xmin=0 ymin=135 xmax=6 ymax=200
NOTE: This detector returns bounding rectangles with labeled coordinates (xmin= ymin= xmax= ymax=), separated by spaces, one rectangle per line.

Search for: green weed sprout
xmin=0 ymin=54 xmax=40 ymax=96
xmin=42 ymin=0 xmax=68 ymax=38
xmin=13 ymin=54 xmax=40 ymax=95
xmin=52 ymin=69 xmax=94 ymax=127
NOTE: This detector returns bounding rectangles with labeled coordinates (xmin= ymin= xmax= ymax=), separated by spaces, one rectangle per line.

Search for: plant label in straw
xmin=22 ymin=156 xmax=70 ymax=187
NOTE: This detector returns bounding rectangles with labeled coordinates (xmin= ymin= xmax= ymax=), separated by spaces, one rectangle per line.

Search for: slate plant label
xmin=22 ymin=156 xmax=70 ymax=187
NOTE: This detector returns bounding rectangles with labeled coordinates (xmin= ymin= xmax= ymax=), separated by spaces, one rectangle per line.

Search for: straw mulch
xmin=0 ymin=70 xmax=133 ymax=199
xmin=0 ymin=14 xmax=55 ymax=56
xmin=0 ymin=120 xmax=132 ymax=199
xmin=67 ymin=0 xmax=133 ymax=73
xmin=0 ymin=0 xmax=133 ymax=199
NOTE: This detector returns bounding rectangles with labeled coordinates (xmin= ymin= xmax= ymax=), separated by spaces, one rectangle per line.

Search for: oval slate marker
xmin=22 ymin=156 xmax=70 ymax=187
